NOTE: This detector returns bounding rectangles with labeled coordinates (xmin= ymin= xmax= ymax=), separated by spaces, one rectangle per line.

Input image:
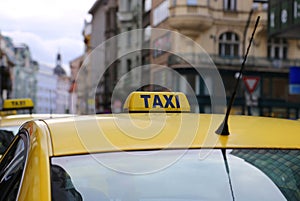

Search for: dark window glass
xmin=0 ymin=134 xmax=27 ymax=201
xmin=224 ymin=0 xmax=236 ymax=11
xmin=233 ymin=44 xmax=239 ymax=55
xmin=263 ymin=77 xmax=271 ymax=98
xmin=127 ymin=0 xmax=131 ymax=11
xmin=272 ymin=77 xmax=287 ymax=99
xmin=219 ymin=32 xmax=239 ymax=57
xmin=127 ymin=27 xmax=132 ymax=47
xmin=275 ymin=47 xmax=280 ymax=59
xmin=267 ymin=38 xmax=288 ymax=60
xmin=0 ymin=129 xmax=14 ymax=154
xmin=267 ymin=45 xmax=271 ymax=58
xmin=126 ymin=59 xmax=132 ymax=72
xmin=227 ymin=32 xmax=232 ymax=40
xmin=51 ymin=165 xmax=83 ymax=201
xmin=283 ymin=46 xmax=288 ymax=59
xmin=225 ymin=44 xmax=231 ymax=55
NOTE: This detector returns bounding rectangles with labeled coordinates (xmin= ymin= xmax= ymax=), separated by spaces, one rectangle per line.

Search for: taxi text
xmin=140 ymin=94 xmax=181 ymax=108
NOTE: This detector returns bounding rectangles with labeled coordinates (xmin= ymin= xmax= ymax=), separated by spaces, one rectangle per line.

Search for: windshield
xmin=50 ymin=149 xmax=300 ymax=201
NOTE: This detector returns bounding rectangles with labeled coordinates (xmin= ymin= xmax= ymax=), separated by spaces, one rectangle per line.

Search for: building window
xmin=218 ymin=32 xmax=239 ymax=57
xmin=172 ymin=0 xmax=177 ymax=6
xmin=187 ymin=0 xmax=197 ymax=6
xmin=127 ymin=0 xmax=132 ymax=11
xmin=272 ymin=77 xmax=288 ymax=99
xmin=153 ymin=0 xmax=169 ymax=26
xmin=267 ymin=38 xmax=288 ymax=60
xmin=144 ymin=0 xmax=152 ymax=12
xmin=136 ymin=56 xmax=139 ymax=66
xmin=127 ymin=59 xmax=132 ymax=72
xmin=252 ymin=3 xmax=259 ymax=10
xmin=262 ymin=3 xmax=268 ymax=10
xmin=223 ymin=0 xmax=236 ymax=11
xmin=152 ymin=32 xmax=171 ymax=58
xmin=127 ymin=27 xmax=132 ymax=47
xmin=144 ymin=25 xmax=151 ymax=42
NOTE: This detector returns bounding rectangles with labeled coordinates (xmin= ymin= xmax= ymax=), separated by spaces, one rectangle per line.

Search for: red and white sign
xmin=243 ymin=76 xmax=260 ymax=94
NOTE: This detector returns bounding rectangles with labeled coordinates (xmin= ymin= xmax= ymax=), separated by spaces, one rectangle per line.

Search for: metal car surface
xmin=0 ymin=96 xmax=75 ymax=156
xmin=0 ymin=92 xmax=299 ymax=200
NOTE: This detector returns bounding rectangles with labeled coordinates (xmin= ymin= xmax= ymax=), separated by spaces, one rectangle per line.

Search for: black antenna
xmin=216 ymin=16 xmax=260 ymax=135
xmin=221 ymin=149 xmax=235 ymax=201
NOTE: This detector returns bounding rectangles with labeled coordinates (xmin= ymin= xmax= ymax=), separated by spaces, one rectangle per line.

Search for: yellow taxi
xmin=0 ymin=92 xmax=300 ymax=200
xmin=0 ymin=99 xmax=73 ymax=155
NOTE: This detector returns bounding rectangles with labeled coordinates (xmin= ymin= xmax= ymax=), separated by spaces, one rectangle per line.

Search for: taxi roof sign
xmin=2 ymin=98 xmax=34 ymax=111
xmin=0 ymin=110 xmax=17 ymax=116
xmin=123 ymin=92 xmax=190 ymax=113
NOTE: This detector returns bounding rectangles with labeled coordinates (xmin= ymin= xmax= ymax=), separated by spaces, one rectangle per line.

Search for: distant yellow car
xmin=0 ymin=98 xmax=73 ymax=155
xmin=0 ymin=92 xmax=300 ymax=200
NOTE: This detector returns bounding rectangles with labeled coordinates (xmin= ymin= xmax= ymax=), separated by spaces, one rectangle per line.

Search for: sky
xmin=0 ymin=0 xmax=96 ymax=75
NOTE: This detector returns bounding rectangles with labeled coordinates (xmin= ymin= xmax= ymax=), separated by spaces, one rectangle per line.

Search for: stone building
xmin=74 ymin=0 xmax=151 ymax=114
xmin=0 ymin=35 xmax=16 ymax=103
xmin=151 ymin=0 xmax=300 ymax=118
xmin=69 ymin=55 xmax=84 ymax=114
xmin=36 ymin=64 xmax=57 ymax=114
xmin=53 ymin=53 xmax=70 ymax=114
xmin=12 ymin=44 xmax=38 ymax=108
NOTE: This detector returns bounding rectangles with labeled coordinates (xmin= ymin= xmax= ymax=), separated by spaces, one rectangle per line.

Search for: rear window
xmin=51 ymin=149 xmax=300 ymax=201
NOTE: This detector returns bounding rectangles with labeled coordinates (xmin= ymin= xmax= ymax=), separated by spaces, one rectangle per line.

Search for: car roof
xmin=41 ymin=113 xmax=300 ymax=157
xmin=0 ymin=114 xmax=74 ymax=127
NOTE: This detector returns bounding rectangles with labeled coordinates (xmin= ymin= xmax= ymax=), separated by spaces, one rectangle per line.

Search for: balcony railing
xmin=168 ymin=53 xmax=300 ymax=69
xmin=117 ymin=11 xmax=134 ymax=22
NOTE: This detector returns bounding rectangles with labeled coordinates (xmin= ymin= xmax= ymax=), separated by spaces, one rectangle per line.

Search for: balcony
xmin=169 ymin=5 xmax=213 ymax=37
xmin=167 ymin=53 xmax=300 ymax=70
xmin=117 ymin=11 xmax=134 ymax=22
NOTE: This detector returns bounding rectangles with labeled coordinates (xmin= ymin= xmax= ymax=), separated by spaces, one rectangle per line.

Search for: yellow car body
xmin=0 ymin=98 xmax=71 ymax=131
xmin=0 ymin=92 xmax=300 ymax=200
xmin=0 ymin=113 xmax=74 ymax=133
xmin=0 ymin=98 xmax=75 ymax=154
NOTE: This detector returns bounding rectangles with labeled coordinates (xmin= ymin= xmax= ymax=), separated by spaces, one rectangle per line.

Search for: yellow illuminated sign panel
xmin=123 ymin=92 xmax=190 ymax=112
xmin=3 ymin=99 xmax=34 ymax=110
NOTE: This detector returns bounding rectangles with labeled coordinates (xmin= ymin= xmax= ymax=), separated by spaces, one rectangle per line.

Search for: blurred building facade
xmin=0 ymin=34 xmax=16 ymax=104
xmin=36 ymin=53 xmax=70 ymax=115
xmin=72 ymin=0 xmax=300 ymax=118
xmin=53 ymin=53 xmax=70 ymax=114
xmin=55 ymin=75 xmax=70 ymax=114
xmin=116 ymin=0 xmax=143 ymax=91
xmin=12 ymin=44 xmax=38 ymax=109
xmin=69 ymin=55 xmax=84 ymax=114
xmin=113 ymin=0 xmax=152 ymax=107
xmin=1 ymin=33 xmax=71 ymax=114
xmin=73 ymin=20 xmax=92 ymax=115
xmin=73 ymin=0 xmax=151 ymax=114
xmin=36 ymin=64 xmax=57 ymax=114
xmin=92 ymin=0 xmax=118 ymax=113
xmin=151 ymin=0 xmax=300 ymax=119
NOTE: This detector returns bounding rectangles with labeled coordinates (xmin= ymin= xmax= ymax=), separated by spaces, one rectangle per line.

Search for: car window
xmin=51 ymin=149 xmax=300 ymax=201
xmin=0 ymin=132 xmax=28 ymax=201
xmin=0 ymin=129 xmax=15 ymax=155
xmin=51 ymin=165 xmax=83 ymax=201
xmin=0 ymin=126 xmax=21 ymax=135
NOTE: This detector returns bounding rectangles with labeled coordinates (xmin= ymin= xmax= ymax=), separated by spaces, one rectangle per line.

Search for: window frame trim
xmin=0 ymin=129 xmax=30 ymax=201
xmin=218 ymin=31 xmax=240 ymax=58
